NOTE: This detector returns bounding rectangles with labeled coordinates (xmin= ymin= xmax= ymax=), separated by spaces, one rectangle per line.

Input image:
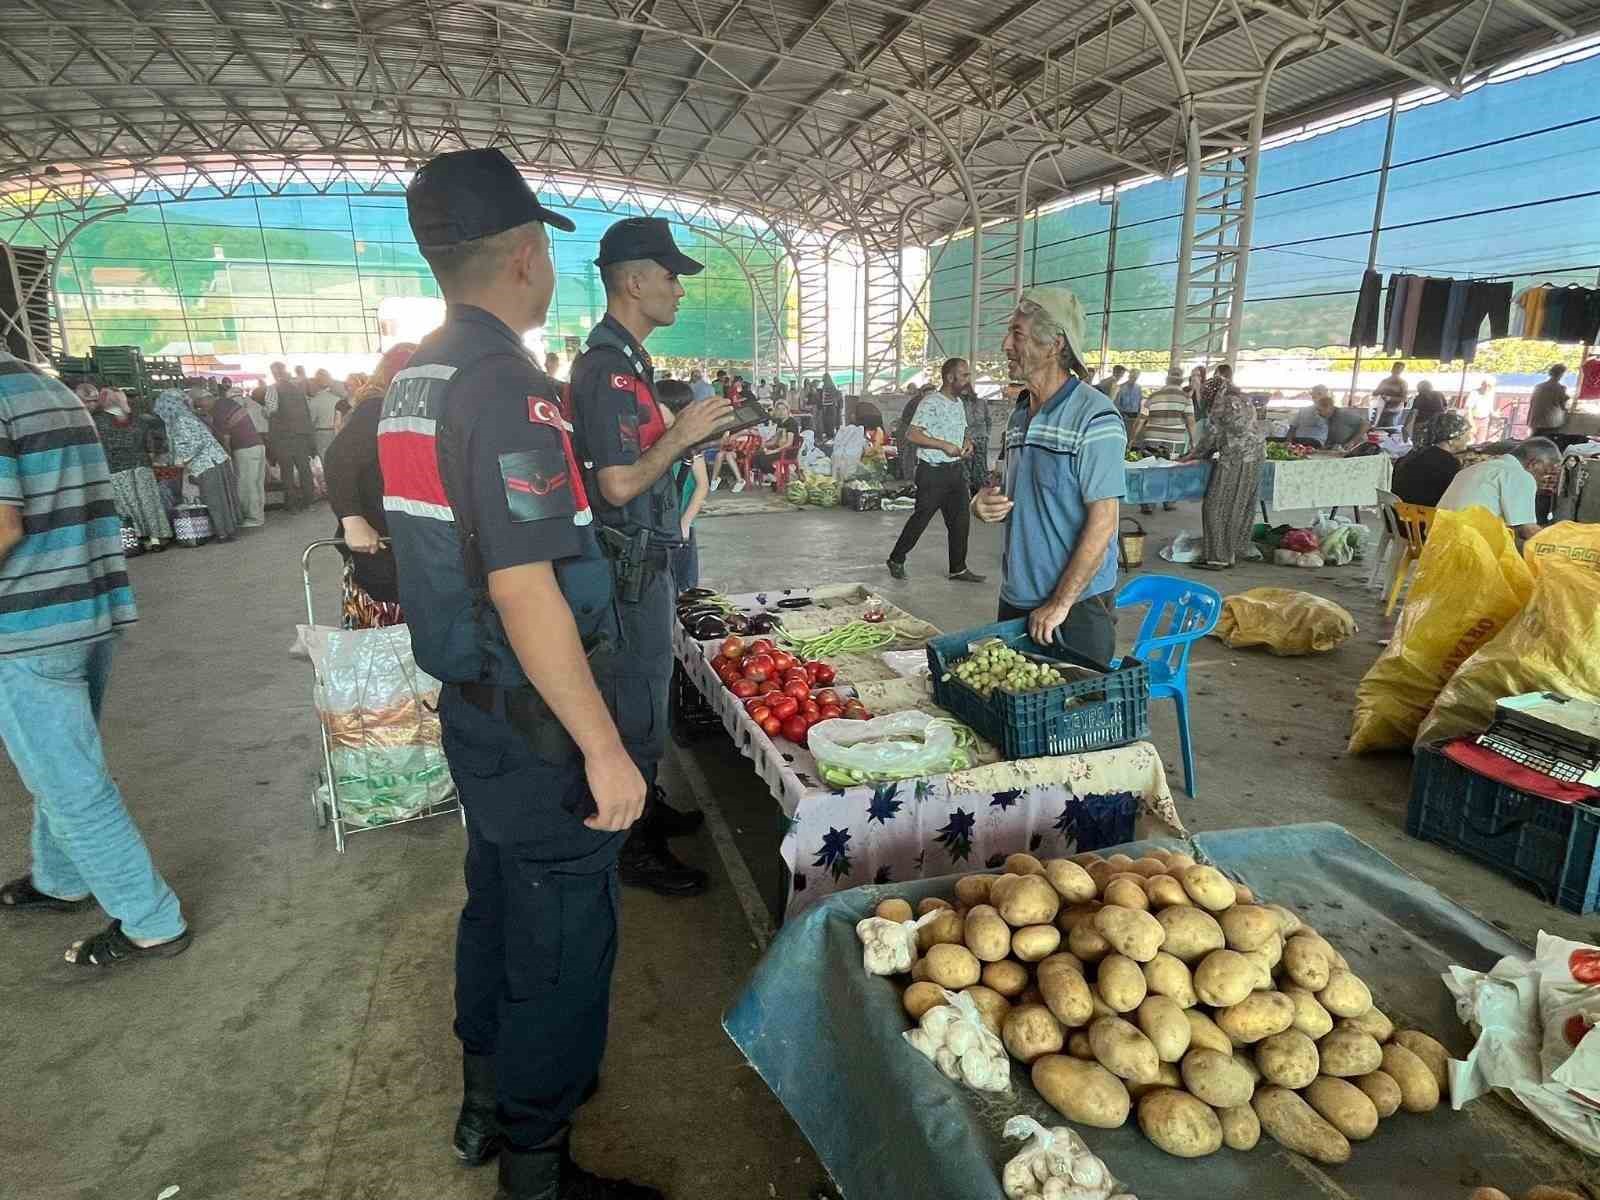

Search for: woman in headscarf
xmin=1392 ymin=409 xmax=1473 ymax=507
xmin=153 ymin=389 xmax=241 ymax=542
xmin=323 ymin=343 xmax=417 ymax=628
xmin=88 ymin=385 xmax=174 ymax=551
xmin=1179 ymin=366 xmax=1265 ymax=569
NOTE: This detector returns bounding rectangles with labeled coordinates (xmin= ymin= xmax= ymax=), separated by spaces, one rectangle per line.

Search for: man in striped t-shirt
xmin=0 ymin=352 xmax=188 ymax=968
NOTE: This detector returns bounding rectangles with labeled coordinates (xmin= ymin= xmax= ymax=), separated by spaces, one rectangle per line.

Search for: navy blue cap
xmin=406 ymin=148 xmax=575 ymax=250
xmin=594 ymin=217 xmax=703 ymax=275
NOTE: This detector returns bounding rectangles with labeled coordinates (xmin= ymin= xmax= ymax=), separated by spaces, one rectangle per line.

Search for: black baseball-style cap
xmin=594 ymin=217 xmax=703 ymax=275
xmin=406 ymin=148 xmax=575 ymax=250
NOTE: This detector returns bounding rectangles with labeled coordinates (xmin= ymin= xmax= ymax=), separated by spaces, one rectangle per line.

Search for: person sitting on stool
xmin=887 ymin=357 xmax=986 ymax=584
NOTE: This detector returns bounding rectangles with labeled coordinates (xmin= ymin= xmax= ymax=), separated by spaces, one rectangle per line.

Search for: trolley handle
xmin=301 ymin=537 xmax=392 ymax=628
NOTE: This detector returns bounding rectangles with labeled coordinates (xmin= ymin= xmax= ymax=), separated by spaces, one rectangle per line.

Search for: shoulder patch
xmin=610 ymin=373 xmax=631 ymax=391
xmin=528 ymin=394 xmax=570 ymax=431
xmin=500 ymin=447 xmax=576 ymax=523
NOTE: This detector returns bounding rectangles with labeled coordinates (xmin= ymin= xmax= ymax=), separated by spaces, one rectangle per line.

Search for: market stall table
xmin=1124 ymin=454 xmax=1394 ymax=519
xmin=674 ymin=584 xmax=1184 ymax=918
xmin=726 ymin=822 xmax=1572 ymax=1200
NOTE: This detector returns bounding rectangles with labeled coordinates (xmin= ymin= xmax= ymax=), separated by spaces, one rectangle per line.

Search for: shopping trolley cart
xmin=301 ymin=539 xmax=464 ymax=851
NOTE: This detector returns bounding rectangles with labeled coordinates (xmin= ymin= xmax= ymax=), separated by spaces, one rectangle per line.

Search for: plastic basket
xmin=926 ymin=619 xmax=1149 ymax=759
xmin=1406 ymin=744 xmax=1600 ymax=915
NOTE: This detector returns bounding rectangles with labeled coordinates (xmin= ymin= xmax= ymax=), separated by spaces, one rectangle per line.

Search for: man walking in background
xmin=1528 ymin=363 xmax=1569 ymax=440
xmin=1114 ymin=367 xmax=1143 ymax=431
xmin=887 ymin=357 xmax=985 ymax=584
xmin=0 ymin=351 xmax=189 ymax=969
xmin=265 ymin=361 xmax=316 ymax=511
xmin=208 ymin=384 xmax=267 ymax=528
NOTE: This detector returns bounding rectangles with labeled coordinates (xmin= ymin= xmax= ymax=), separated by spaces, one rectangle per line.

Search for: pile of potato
xmin=881 ymin=848 xmax=1454 ymax=1165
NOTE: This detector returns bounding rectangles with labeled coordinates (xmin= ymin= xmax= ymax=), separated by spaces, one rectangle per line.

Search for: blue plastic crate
xmin=1407 ymin=744 xmax=1600 ymax=915
xmin=926 ymin=619 xmax=1149 ymax=760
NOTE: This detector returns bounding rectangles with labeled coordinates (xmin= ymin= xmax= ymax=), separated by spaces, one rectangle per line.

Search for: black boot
xmin=618 ymin=828 xmax=708 ymax=897
xmin=649 ymin=787 xmax=704 ymax=837
xmin=453 ymin=1053 xmax=502 ymax=1167
xmin=496 ymin=1135 xmax=664 ymax=1200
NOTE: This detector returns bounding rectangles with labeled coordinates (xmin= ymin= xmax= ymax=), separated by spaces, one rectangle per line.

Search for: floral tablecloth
xmin=674 ymin=584 xmax=1185 ymax=916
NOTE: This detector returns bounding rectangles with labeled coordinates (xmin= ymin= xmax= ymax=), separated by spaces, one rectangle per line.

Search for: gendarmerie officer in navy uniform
xmin=569 ymin=218 xmax=736 ymax=896
xmin=378 ymin=149 xmax=720 ymax=1200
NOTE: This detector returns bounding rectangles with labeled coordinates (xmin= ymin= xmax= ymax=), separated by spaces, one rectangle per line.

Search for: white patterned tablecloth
xmin=673 ymin=584 xmax=1185 ymax=917
xmin=1261 ymin=453 xmax=1393 ymax=512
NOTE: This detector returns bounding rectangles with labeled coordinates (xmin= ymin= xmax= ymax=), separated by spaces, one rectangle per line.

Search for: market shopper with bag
xmin=378 ymin=149 xmax=678 ymax=1200
xmin=972 ymin=287 xmax=1125 ymax=663
xmin=887 ymin=357 xmax=985 ymax=583
xmin=570 ymin=216 xmax=737 ymax=899
xmin=1178 ymin=367 xmax=1265 ymax=571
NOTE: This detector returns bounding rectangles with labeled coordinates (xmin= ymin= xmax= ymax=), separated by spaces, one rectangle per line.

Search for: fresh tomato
xmin=814 ymin=688 xmax=841 ymax=707
xmin=771 ymin=695 xmax=799 ymax=720
xmin=759 ymin=679 xmax=782 ymax=695
xmin=782 ymin=679 xmax=811 ymax=701
xmin=743 ymin=696 xmax=766 ymax=713
xmin=731 ymin=679 xmax=758 ymax=699
xmin=710 ymin=653 xmax=728 ymax=670
xmin=760 ymin=715 xmax=783 ymax=737
xmin=819 ymin=705 xmax=843 ymax=721
xmin=742 ymin=661 xmax=771 ymax=683
xmin=751 ymin=705 xmax=772 ymax=724
xmin=810 ymin=662 xmax=836 ymax=685
xmin=1571 ymin=949 xmax=1600 ymax=984
xmin=781 ymin=715 xmax=810 ymax=744
xmin=803 ymin=701 xmax=821 ymax=720
xmin=720 ymin=635 xmax=746 ymax=660
xmin=748 ymin=638 xmax=775 ymax=657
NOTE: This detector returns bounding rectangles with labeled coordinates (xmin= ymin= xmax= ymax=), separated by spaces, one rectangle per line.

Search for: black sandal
xmin=66 ymin=920 xmax=192 ymax=968
xmin=0 ymin=875 xmax=94 ymax=913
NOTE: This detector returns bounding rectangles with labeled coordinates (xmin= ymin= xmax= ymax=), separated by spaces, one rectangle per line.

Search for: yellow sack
xmin=1348 ymin=507 xmax=1533 ymax=753
xmin=1212 ymin=588 xmax=1357 ymax=656
xmin=1416 ymin=522 xmax=1600 ymax=746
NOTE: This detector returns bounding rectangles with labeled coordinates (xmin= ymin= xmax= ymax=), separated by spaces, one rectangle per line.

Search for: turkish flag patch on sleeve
xmin=610 ymin=373 xmax=631 ymax=391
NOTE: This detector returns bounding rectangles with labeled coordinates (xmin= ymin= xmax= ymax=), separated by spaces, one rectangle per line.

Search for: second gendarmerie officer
xmin=569 ymin=218 xmax=734 ymax=897
xmin=379 ymin=148 xmax=704 ymax=1199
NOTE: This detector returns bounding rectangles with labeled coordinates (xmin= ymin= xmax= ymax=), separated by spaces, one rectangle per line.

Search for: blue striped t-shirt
xmin=0 ymin=352 xmax=137 ymax=657
xmin=1000 ymin=377 xmax=1126 ymax=609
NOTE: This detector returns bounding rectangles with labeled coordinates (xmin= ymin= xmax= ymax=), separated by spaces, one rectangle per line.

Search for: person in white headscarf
xmin=153 ymin=390 xmax=242 ymax=542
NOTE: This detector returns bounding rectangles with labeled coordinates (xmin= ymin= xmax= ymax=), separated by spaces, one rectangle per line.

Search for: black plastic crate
xmin=1407 ymin=744 xmax=1600 ymax=915
xmin=670 ymin=659 xmax=722 ymax=744
xmin=926 ymin=620 xmax=1149 ymax=759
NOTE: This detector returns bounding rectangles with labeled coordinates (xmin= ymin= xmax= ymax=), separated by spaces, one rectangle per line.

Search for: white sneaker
xmin=711 ymin=478 xmax=722 ymax=492
xmin=732 ymin=479 xmax=746 ymax=493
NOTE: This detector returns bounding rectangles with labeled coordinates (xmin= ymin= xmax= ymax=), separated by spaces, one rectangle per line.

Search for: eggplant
xmin=691 ymin=615 xmax=728 ymax=640
xmin=724 ymin=613 xmax=751 ymax=634
xmin=678 ymin=587 xmax=716 ymax=602
xmin=747 ymin=612 xmax=781 ymax=634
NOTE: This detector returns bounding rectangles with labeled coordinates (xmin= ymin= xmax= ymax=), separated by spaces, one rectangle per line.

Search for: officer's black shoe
xmin=650 ymin=788 xmax=704 ymax=838
xmin=496 ymin=1140 xmax=663 ymax=1200
xmin=618 ymin=832 xmax=709 ymax=897
xmin=453 ymin=1053 xmax=502 ymax=1167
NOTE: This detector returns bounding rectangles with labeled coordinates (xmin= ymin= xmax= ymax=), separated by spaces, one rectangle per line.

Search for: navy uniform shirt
xmin=379 ymin=305 xmax=610 ymax=685
xmin=570 ymin=314 xmax=680 ymax=541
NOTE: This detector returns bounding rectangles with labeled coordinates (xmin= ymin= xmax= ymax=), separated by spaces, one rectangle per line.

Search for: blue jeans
xmin=0 ymin=638 xmax=185 ymax=940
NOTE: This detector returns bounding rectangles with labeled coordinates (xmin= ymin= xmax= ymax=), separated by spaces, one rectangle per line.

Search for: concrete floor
xmin=1 ymin=498 xmax=1590 ymax=1200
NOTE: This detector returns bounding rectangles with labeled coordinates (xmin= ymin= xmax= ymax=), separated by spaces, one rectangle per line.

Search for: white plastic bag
xmin=1534 ymin=932 xmax=1600 ymax=1107
xmin=831 ymin=424 xmax=867 ymax=481
xmin=809 ymin=711 xmax=958 ymax=783
xmin=1000 ymin=1116 xmax=1132 ymax=1200
xmin=1273 ymin=548 xmax=1325 ymax=568
xmin=855 ymin=909 xmax=942 ymax=976
xmin=1159 ymin=530 xmax=1205 ymax=563
xmin=902 ymin=988 xmax=1011 ymax=1093
xmin=1313 ymin=516 xmax=1371 ymax=565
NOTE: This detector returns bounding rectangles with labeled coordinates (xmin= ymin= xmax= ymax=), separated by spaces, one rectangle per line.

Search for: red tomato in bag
xmin=1571 ymin=949 xmax=1600 ymax=984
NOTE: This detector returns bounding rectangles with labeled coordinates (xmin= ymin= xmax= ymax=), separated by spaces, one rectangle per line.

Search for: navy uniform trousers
xmin=443 ymin=566 xmax=673 ymax=1152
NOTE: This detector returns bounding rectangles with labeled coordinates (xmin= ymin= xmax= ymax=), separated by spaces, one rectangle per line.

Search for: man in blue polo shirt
xmin=0 ymin=351 xmax=188 ymax=969
xmin=974 ymin=287 xmax=1125 ymax=663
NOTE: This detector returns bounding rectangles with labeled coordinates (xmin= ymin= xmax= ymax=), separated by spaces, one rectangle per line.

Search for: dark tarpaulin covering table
xmin=725 ymin=822 xmax=1576 ymax=1200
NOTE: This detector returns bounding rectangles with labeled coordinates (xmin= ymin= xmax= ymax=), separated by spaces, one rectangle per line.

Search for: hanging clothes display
xmin=1513 ymin=283 xmax=1600 ymax=342
xmin=1357 ymin=272 xmax=1515 ymax=362
xmin=1349 ymin=269 xmax=1382 ymax=347
xmin=1578 ymin=358 xmax=1600 ymax=403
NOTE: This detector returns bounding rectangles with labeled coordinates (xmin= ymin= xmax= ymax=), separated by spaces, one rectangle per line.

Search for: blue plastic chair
xmin=1110 ymin=574 xmax=1223 ymax=798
